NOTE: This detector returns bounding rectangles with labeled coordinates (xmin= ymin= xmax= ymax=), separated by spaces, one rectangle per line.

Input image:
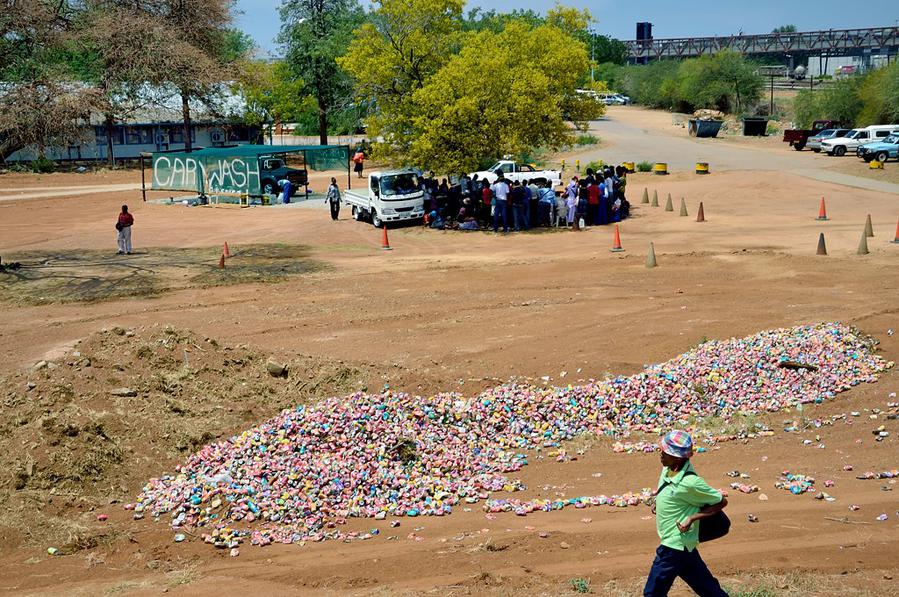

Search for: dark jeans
xmin=513 ymin=203 xmax=526 ymax=231
xmin=587 ymin=204 xmax=600 ymax=226
xmin=329 ymin=201 xmax=340 ymax=220
xmin=598 ymin=199 xmax=609 ymax=225
xmin=644 ymin=545 xmax=727 ymax=597
xmin=538 ymin=202 xmax=552 ymax=226
xmin=493 ymin=201 xmax=508 ymax=232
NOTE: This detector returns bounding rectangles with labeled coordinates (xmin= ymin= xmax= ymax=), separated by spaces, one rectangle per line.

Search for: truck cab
xmin=856 ymin=133 xmax=899 ymax=163
xmin=470 ymin=160 xmax=562 ymax=187
xmin=344 ymin=170 xmax=425 ymax=227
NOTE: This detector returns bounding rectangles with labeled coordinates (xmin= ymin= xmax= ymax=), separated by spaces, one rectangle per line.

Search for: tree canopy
xmin=340 ymin=0 xmax=603 ymax=172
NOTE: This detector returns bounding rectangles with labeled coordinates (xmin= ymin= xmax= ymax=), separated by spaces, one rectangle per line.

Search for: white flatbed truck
xmin=344 ymin=170 xmax=425 ymax=227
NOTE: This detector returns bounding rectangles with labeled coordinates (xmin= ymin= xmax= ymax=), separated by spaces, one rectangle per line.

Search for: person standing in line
xmin=587 ymin=177 xmax=601 ymax=225
xmin=490 ymin=175 xmax=509 ymax=233
xmin=538 ymin=181 xmax=555 ymax=227
xmin=510 ymin=180 xmax=526 ymax=232
xmin=643 ymin=431 xmax=728 ymax=597
xmin=565 ymin=176 xmax=578 ymax=226
xmin=325 ymin=177 xmax=341 ymax=220
xmin=116 ymin=204 xmax=134 ymax=255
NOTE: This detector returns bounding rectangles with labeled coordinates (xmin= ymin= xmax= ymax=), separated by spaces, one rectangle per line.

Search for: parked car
xmin=469 ymin=160 xmax=562 ymax=187
xmin=783 ymin=119 xmax=843 ymax=151
xmin=821 ymin=125 xmax=899 ymax=156
xmin=856 ymin=134 xmax=899 ymax=163
xmin=807 ymin=128 xmax=850 ymax=152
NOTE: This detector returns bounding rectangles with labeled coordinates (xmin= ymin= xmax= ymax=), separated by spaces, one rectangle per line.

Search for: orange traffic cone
xmin=218 ymin=254 xmax=225 ymax=269
xmin=381 ymin=226 xmax=392 ymax=250
xmin=892 ymin=217 xmax=899 ymax=244
xmin=223 ymin=241 xmax=231 ymax=258
xmin=610 ymin=224 xmax=625 ymax=252
xmin=816 ymin=197 xmax=828 ymax=221
xmin=696 ymin=202 xmax=705 ymax=222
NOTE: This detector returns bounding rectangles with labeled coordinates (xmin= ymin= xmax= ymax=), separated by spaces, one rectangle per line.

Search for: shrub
xmin=574 ymin=133 xmax=599 ymax=146
xmin=31 ymin=155 xmax=55 ymax=173
xmin=569 ymin=578 xmax=592 ymax=593
xmin=636 ymin=161 xmax=653 ymax=172
xmin=584 ymin=159 xmax=604 ymax=173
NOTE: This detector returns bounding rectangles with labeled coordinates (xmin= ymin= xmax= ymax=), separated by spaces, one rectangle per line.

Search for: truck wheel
xmin=352 ymin=206 xmax=362 ymax=221
xmin=834 ymin=146 xmax=846 ymax=157
xmin=793 ymin=142 xmax=805 ymax=151
xmin=875 ymin=151 xmax=889 ymax=163
xmin=261 ymin=180 xmax=276 ymax=194
xmin=371 ymin=210 xmax=383 ymax=228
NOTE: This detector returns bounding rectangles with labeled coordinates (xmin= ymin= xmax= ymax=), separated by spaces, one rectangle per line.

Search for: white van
xmin=821 ymin=125 xmax=899 ymax=156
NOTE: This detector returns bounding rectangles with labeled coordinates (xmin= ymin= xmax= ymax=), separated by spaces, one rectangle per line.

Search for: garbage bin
xmin=688 ymin=119 xmax=724 ymax=138
xmin=741 ymin=117 xmax=769 ymax=136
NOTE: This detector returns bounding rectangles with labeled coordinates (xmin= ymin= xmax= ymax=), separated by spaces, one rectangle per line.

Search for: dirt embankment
xmin=0 ymin=326 xmax=389 ymax=552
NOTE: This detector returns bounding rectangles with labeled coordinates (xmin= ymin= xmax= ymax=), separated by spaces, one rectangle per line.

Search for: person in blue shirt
xmin=277 ymin=179 xmax=293 ymax=204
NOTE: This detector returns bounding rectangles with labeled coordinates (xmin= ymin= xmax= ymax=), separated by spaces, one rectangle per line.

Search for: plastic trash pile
xmin=132 ymin=323 xmax=890 ymax=546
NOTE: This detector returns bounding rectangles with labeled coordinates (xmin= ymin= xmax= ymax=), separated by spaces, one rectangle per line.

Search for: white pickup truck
xmin=344 ymin=170 xmax=425 ymax=227
xmin=470 ymin=160 xmax=562 ymax=187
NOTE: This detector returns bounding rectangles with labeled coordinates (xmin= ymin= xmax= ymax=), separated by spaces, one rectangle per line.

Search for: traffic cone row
xmin=645 ymin=188 xmax=699 ymax=220
xmin=814 ymin=214 xmax=899 ymax=255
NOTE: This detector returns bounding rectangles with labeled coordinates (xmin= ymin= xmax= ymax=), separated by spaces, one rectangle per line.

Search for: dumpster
xmin=688 ymin=119 xmax=723 ymax=138
xmin=742 ymin=117 xmax=769 ymax=136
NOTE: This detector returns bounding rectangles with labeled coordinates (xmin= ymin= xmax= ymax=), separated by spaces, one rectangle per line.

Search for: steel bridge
xmin=626 ymin=27 xmax=899 ymax=61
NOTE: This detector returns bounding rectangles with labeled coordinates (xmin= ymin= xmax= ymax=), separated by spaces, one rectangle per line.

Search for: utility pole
xmin=590 ymin=29 xmax=595 ymax=82
xmin=770 ymin=72 xmax=775 ymax=115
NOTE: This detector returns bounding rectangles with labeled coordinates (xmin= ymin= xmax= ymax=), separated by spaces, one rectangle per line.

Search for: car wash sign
xmin=151 ymin=152 xmax=261 ymax=195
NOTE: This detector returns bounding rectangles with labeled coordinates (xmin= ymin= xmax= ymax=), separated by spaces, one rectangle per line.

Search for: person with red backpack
xmin=643 ymin=430 xmax=729 ymax=596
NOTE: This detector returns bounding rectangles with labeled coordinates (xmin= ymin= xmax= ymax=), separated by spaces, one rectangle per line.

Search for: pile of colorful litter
xmin=856 ymin=469 xmax=899 ymax=480
xmin=483 ymin=491 xmax=653 ymax=516
xmin=776 ymin=472 xmax=816 ymax=494
xmin=133 ymin=323 xmax=889 ymax=546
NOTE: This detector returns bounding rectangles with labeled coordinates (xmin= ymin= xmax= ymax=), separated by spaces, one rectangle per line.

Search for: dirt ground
xmin=0 ymin=106 xmax=898 ymax=596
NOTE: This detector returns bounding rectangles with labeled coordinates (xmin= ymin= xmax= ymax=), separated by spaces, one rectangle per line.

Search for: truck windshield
xmin=884 ymin=135 xmax=899 ymax=144
xmin=489 ymin=162 xmax=512 ymax=173
xmin=380 ymin=173 xmax=420 ymax=197
xmin=845 ymin=130 xmax=863 ymax=139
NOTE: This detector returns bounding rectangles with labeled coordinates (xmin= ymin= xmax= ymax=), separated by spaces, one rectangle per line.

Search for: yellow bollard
xmin=576 ymin=159 xmax=580 ymax=172
xmin=561 ymin=159 xmax=565 ymax=171
xmin=695 ymin=162 xmax=710 ymax=174
xmin=623 ymin=161 xmax=635 ymax=173
xmin=652 ymin=162 xmax=668 ymax=175
xmin=869 ymin=160 xmax=883 ymax=170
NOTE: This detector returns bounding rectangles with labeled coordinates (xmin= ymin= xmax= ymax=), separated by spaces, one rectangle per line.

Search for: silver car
xmin=807 ymin=128 xmax=850 ymax=152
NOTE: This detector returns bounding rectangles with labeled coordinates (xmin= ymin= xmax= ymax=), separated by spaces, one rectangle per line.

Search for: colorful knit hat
xmin=660 ymin=430 xmax=694 ymax=459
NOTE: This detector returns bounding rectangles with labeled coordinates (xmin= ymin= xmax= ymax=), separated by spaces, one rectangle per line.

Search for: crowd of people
xmin=420 ymin=165 xmax=631 ymax=233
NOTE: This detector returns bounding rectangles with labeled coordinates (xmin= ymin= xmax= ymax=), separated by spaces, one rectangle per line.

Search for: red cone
xmin=610 ymin=224 xmax=625 ymax=252
xmin=696 ymin=202 xmax=705 ymax=223
xmin=816 ymin=198 xmax=828 ymax=221
xmin=381 ymin=226 xmax=392 ymax=250
xmin=223 ymin=241 xmax=231 ymax=258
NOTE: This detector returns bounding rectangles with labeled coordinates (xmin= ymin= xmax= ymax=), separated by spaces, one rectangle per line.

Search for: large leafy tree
xmin=232 ymin=60 xmax=310 ymax=142
xmin=279 ymin=0 xmax=364 ymax=145
xmin=344 ymin=9 xmax=603 ymax=173
xmin=339 ymin=0 xmax=465 ymax=151
xmin=0 ymin=0 xmax=101 ymax=162
xmin=414 ymin=22 xmax=604 ymax=172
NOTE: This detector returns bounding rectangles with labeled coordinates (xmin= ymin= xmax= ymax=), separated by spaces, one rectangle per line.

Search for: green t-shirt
xmin=655 ymin=461 xmax=722 ymax=551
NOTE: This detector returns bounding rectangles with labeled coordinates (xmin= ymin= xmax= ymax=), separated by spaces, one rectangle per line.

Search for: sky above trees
xmin=236 ymin=0 xmax=899 ymax=56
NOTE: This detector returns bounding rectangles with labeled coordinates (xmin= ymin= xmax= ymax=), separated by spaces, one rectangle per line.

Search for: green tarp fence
xmin=149 ymin=144 xmax=349 ymax=196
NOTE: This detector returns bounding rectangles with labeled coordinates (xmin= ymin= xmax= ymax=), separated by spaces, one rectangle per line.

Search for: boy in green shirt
xmin=644 ymin=430 xmax=728 ymax=596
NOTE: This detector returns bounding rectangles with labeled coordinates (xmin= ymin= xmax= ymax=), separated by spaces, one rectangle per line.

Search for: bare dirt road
xmin=0 ymin=107 xmax=897 ymax=596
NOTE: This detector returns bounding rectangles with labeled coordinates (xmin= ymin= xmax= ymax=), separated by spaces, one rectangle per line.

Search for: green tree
xmin=793 ymin=78 xmax=862 ymax=128
xmin=280 ymin=0 xmax=365 ymax=145
xmin=772 ymin=25 xmax=797 ymax=33
xmin=591 ymin=35 xmax=628 ymax=66
xmin=0 ymin=0 xmax=100 ymax=161
xmin=462 ymin=8 xmax=544 ymax=32
xmin=232 ymin=60 xmax=310 ymax=142
xmin=394 ymin=22 xmax=603 ymax=172
xmin=676 ymin=51 xmax=763 ymax=113
xmin=339 ymin=0 xmax=465 ymax=155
